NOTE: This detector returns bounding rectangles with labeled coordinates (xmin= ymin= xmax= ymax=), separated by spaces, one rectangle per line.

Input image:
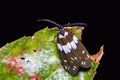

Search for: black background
xmin=0 ymin=1 xmax=118 ymax=80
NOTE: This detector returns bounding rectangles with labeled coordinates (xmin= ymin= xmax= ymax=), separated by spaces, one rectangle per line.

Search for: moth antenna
xmin=37 ymin=19 xmax=63 ymax=29
xmin=63 ymin=22 xmax=87 ymax=27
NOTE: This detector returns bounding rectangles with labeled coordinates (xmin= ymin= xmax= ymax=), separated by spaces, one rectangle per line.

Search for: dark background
xmin=0 ymin=1 xmax=118 ymax=80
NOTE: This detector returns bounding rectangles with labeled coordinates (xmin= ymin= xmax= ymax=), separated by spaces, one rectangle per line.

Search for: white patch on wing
xmin=70 ymin=57 xmax=74 ymax=60
xmin=83 ymin=61 xmax=86 ymax=65
xmin=72 ymin=68 xmax=76 ymax=71
xmin=74 ymin=57 xmax=77 ymax=60
xmin=62 ymin=45 xmax=70 ymax=54
xmin=58 ymin=32 xmax=79 ymax=54
xmin=70 ymin=40 xmax=77 ymax=50
xmin=81 ymin=61 xmax=84 ymax=65
xmin=57 ymin=43 xmax=63 ymax=51
xmin=64 ymin=31 xmax=68 ymax=36
xmin=64 ymin=60 xmax=67 ymax=62
xmin=58 ymin=42 xmax=72 ymax=53
xmin=87 ymin=54 xmax=90 ymax=58
xmin=59 ymin=34 xmax=63 ymax=38
xmin=59 ymin=42 xmax=72 ymax=53
xmin=73 ymin=35 xmax=78 ymax=44
xmin=64 ymin=66 xmax=68 ymax=70
xmin=66 ymin=42 xmax=72 ymax=50
xmin=62 ymin=46 xmax=67 ymax=53
xmin=82 ymin=50 xmax=85 ymax=54
xmin=81 ymin=61 xmax=86 ymax=66
xmin=73 ymin=66 xmax=77 ymax=69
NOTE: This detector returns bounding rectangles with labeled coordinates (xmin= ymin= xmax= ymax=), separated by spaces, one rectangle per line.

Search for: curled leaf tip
xmin=90 ymin=45 xmax=104 ymax=63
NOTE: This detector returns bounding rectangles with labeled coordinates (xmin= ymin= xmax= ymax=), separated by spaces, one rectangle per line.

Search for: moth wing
xmin=58 ymin=31 xmax=80 ymax=76
xmin=65 ymin=30 xmax=91 ymax=68
xmin=57 ymin=29 xmax=91 ymax=76
xmin=76 ymin=41 xmax=91 ymax=68
xmin=59 ymin=51 xmax=79 ymax=76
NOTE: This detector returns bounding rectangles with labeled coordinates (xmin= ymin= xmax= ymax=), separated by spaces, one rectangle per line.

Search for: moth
xmin=38 ymin=19 xmax=91 ymax=76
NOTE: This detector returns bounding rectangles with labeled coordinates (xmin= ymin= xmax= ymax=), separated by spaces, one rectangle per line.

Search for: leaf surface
xmin=0 ymin=26 xmax=103 ymax=80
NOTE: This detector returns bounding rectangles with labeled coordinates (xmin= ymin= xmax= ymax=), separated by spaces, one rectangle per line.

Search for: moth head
xmin=59 ymin=29 xmax=66 ymax=36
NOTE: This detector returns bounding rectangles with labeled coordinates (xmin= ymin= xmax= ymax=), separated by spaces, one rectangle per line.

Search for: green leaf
xmin=0 ymin=27 xmax=100 ymax=80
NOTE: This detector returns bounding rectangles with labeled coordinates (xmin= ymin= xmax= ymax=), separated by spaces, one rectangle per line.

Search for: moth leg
xmin=49 ymin=34 xmax=58 ymax=43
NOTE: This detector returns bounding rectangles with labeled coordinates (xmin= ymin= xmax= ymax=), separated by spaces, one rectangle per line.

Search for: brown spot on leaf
xmin=6 ymin=55 xmax=25 ymax=75
xmin=33 ymin=48 xmax=41 ymax=53
xmin=29 ymin=74 xmax=40 ymax=80
xmin=90 ymin=45 xmax=104 ymax=64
